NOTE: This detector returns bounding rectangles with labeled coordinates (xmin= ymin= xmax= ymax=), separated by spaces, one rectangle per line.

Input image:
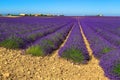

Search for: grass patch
xmin=26 ymin=45 xmax=45 ymax=56
xmin=61 ymin=48 xmax=85 ymax=63
xmin=113 ymin=63 xmax=120 ymax=76
xmin=0 ymin=36 xmax=23 ymax=49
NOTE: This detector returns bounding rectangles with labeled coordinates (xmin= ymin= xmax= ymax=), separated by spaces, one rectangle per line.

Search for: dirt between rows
xmin=0 ymin=23 xmax=108 ymax=80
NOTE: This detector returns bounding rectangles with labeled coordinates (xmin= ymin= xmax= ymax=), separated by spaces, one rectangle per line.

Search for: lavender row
xmin=82 ymin=17 xmax=120 ymax=37
xmin=0 ymin=20 xmax=68 ymax=35
xmin=0 ymin=22 xmax=60 ymax=36
xmin=22 ymin=22 xmax=73 ymax=49
xmin=0 ymin=22 xmax=69 ymax=42
xmin=81 ymin=17 xmax=120 ymax=80
xmin=26 ymin=23 xmax=73 ymax=56
xmin=80 ymin=21 xmax=117 ymax=59
xmin=0 ymin=17 xmax=74 ymax=49
xmin=88 ymin=23 xmax=120 ymax=48
xmin=86 ymin=22 xmax=120 ymax=38
xmin=58 ymin=22 xmax=90 ymax=64
xmin=0 ymin=17 xmax=73 ymax=41
xmin=96 ymin=22 xmax=120 ymax=36
xmin=100 ymin=50 xmax=120 ymax=80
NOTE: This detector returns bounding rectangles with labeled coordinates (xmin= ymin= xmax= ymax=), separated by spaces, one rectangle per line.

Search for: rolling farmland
xmin=0 ymin=16 xmax=120 ymax=80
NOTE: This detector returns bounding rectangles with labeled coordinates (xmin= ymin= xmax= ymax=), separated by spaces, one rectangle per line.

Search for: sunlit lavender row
xmin=26 ymin=22 xmax=73 ymax=56
xmin=59 ymin=22 xmax=90 ymax=64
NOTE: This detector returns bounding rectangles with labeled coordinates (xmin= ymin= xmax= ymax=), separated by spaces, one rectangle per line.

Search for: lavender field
xmin=0 ymin=16 xmax=120 ymax=80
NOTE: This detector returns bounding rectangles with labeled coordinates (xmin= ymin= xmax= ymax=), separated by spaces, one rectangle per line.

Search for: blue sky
xmin=0 ymin=0 xmax=120 ymax=16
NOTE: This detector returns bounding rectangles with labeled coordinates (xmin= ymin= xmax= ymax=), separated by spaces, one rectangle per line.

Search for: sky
xmin=0 ymin=0 xmax=120 ymax=16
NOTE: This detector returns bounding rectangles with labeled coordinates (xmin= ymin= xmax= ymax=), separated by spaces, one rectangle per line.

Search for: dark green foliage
xmin=26 ymin=40 xmax=54 ymax=56
xmin=26 ymin=45 xmax=45 ymax=56
xmin=61 ymin=48 xmax=85 ymax=63
xmin=59 ymin=15 xmax=64 ymax=16
xmin=101 ymin=47 xmax=111 ymax=54
xmin=7 ymin=13 xmax=11 ymax=16
xmin=0 ymin=36 xmax=23 ymax=49
xmin=113 ymin=63 xmax=120 ymax=76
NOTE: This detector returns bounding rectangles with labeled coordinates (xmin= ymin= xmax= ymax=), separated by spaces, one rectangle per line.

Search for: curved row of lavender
xmin=100 ymin=50 xmax=120 ymax=80
xmin=58 ymin=22 xmax=90 ymax=64
xmin=80 ymin=20 xmax=117 ymax=59
xmin=26 ymin=22 xmax=73 ymax=56
xmin=0 ymin=17 xmax=74 ymax=49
